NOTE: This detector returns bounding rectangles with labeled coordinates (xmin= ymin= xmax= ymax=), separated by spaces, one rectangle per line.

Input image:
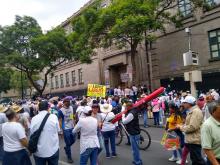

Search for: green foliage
xmin=69 ymin=2 xmax=103 ymax=63
xmin=0 ymin=16 xmax=76 ymax=95
xmin=10 ymin=70 xmax=39 ymax=93
xmin=0 ymin=68 xmax=13 ymax=93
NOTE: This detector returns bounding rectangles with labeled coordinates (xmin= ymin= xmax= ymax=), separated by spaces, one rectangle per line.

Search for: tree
xmin=68 ymin=1 xmax=102 ymax=63
xmin=10 ymin=71 xmax=39 ymax=97
xmin=0 ymin=16 xmax=77 ymax=96
xmin=84 ymin=0 xmax=202 ymax=84
xmin=0 ymin=68 xmax=13 ymax=93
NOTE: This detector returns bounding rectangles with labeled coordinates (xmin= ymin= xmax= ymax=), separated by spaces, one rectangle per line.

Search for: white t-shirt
xmin=61 ymin=106 xmax=74 ymax=130
xmin=101 ymin=112 xmax=116 ymax=132
xmin=0 ymin=113 xmax=7 ymax=137
xmin=2 ymin=122 xmax=26 ymax=152
xmin=124 ymin=88 xmax=131 ymax=96
xmin=73 ymin=116 xmax=100 ymax=154
xmin=30 ymin=111 xmax=60 ymax=158
xmin=76 ymin=106 xmax=86 ymax=119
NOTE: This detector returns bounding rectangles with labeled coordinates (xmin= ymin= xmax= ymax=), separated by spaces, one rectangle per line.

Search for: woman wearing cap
xmin=100 ymin=103 xmax=117 ymax=158
xmin=72 ymin=106 xmax=100 ymax=165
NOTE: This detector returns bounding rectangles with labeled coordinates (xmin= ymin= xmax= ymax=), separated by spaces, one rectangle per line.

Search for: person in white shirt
xmin=114 ymin=87 xmax=118 ymax=96
xmin=60 ymin=98 xmax=75 ymax=163
xmin=30 ymin=100 xmax=60 ymax=165
xmin=0 ymin=106 xmax=7 ymax=161
xmin=76 ymin=99 xmax=87 ymax=120
xmin=73 ymin=105 xmax=100 ymax=165
xmin=2 ymin=108 xmax=31 ymax=165
xmin=117 ymin=86 xmax=122 ymax=96
xmin=211 ymin=89 xmax=220 ymax=101
xmin=124 ymin=87 xmax=131 ymax=97
xmin=100 ymin=104 xmax=117 ymax=158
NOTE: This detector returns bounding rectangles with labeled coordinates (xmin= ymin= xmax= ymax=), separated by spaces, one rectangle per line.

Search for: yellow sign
xmin=87 ymin=84 xmax=106 ymax=98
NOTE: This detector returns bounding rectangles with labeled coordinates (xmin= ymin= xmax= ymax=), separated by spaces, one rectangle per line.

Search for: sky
xmin=0 ymin=0 xmax=90 ymax=31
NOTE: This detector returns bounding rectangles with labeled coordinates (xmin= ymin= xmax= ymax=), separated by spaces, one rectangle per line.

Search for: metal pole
xmin=21 ymin=69 xmax=24 ymax=99
xmin=188 ymin=31 xmax=191 ymax=51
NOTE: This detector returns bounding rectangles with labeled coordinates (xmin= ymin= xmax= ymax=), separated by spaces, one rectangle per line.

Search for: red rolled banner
xmin=111 ymin=87 xmax=165 ymax=124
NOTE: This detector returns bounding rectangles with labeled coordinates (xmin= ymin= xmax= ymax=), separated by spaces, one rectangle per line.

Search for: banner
xmin=87 ymin=84 xmax=106 ymax=98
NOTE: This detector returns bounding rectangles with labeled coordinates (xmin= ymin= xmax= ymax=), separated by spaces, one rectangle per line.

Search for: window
xmin=60 ymin=74 xmax=64 ymax=88
xmin=178 ymin=0 xmax=192 ymax=17
xmin=206 ymin=0 xmax=220 ymax=7
xmin=78 ymin=69 xmax=83 ymax=84
xmin=72 ymin=70 xmax=76 ymax=85
xmin=55 ymin=76 xmax=59 ymax=88
xmin=209 ymin=29 xmax=220 ymax=59
xmin=65 ymin=72 xmax=70 ymax=87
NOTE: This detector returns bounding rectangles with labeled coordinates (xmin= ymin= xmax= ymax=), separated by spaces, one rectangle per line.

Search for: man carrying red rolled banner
xmin=122 ymin=99 xmax=143 ymax=165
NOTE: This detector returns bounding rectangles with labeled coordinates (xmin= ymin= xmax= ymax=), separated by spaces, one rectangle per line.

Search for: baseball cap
xmin=83 ymin=106 xmax=92 ymax=114
xmin=182 ymin=96 xmax=196 ymax=105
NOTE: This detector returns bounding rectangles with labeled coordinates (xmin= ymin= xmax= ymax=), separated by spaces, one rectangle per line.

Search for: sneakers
xmin=112 ymin=154 xmax=117 ymax=158
xmin=176 ymin=159 xmax=188 ymax=164
xmin=106 ymin=156 xmax=111 ymax=159
xmin=168 ymin=156 xmax=179 ymax=162
xmin=67 ymin=158 xmax=74 ymax=164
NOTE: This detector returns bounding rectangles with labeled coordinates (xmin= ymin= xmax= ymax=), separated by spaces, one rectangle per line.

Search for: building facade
xmin=46 ymin=0 xmax=220 ymax=97
xmin=152 ymin=0 xmax=220 ymax=92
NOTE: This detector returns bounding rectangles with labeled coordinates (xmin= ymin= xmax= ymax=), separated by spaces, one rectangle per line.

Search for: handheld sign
xmin=87 ymin=84 xmax=106 ymax=98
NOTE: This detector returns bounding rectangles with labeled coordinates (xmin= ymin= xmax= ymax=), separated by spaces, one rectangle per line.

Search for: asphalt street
xmin=0 ymin=118 xmax=181 ymax=165
xmin=57 ymin=125 xmax=176 ymax=165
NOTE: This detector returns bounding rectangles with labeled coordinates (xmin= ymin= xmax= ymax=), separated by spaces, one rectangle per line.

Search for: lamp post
xmin=20 ymin=65 xmax=24 ymax=99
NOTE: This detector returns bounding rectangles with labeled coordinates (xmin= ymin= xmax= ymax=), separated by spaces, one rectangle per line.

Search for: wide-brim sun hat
xmin=100 ymin=103 xmax=113 ymax=113
xmin=0 ymin=105 xmax=7 ymax=113
xmin=11 ymin=105 xmax=23 ymax=113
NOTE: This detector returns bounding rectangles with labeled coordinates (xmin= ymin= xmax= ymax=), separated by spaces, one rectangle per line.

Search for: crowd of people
xmin=0 ymin=86 xmax=219 ymax=165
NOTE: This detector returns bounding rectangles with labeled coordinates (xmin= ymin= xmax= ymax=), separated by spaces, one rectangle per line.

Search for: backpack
xmin=28 ymin=113 xmax=50 ymax=153
xmin=112 ymin=104 xmax=122 ymax=115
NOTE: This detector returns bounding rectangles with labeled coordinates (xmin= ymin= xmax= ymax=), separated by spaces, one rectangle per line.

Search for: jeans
xmin=173 ymin=130 xmax=185 ymax=159
xmin=207 ymin=158 xmax=220 ymax=165
xmin=63 ymin=129 xmax=75 ymax=159
xmin=80 ymin=148 xmax=98 ymax=165
xmin=185 ymin=143 xmax=206 ymax=165
xmin=0 ymin=137 xmax=4 ymax=161
xmin=143 ymin=111 xmax=148 ymax=127
xmin=159 ymin=109 xmax=164 ymax=125
xmin=153 ymin=112 xmax=160 ymax=125
xmin=97 ymin=131 xmax=103 ymax=155
xmin=102 ymin=130 xmax=116 ymax=157
xmin=34 ymin=150 xmax=59 ymax=165
xmin=129 ymin=134 xmax=142 ymax=165
xmin=3 ymin=149 xmax=32 ymax=165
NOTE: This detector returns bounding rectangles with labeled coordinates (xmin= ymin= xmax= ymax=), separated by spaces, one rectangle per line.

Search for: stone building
xmin=46 ymin=0 xmax=220 ymax=97
xmin=152 ymin=0 xmax=220 ymax=92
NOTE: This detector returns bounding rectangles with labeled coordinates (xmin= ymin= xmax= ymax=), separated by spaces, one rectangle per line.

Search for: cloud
xmin=0 ymin=0 xmax=90 ymax=30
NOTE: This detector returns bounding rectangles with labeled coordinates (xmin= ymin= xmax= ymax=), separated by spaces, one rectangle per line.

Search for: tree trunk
xmin=145 ymin=31 xmax=152 ymax=92
xmin=130 ymin=43 xmax=138 ymax=84
xmin=26 ymin=72 xmax=45 ymax=97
